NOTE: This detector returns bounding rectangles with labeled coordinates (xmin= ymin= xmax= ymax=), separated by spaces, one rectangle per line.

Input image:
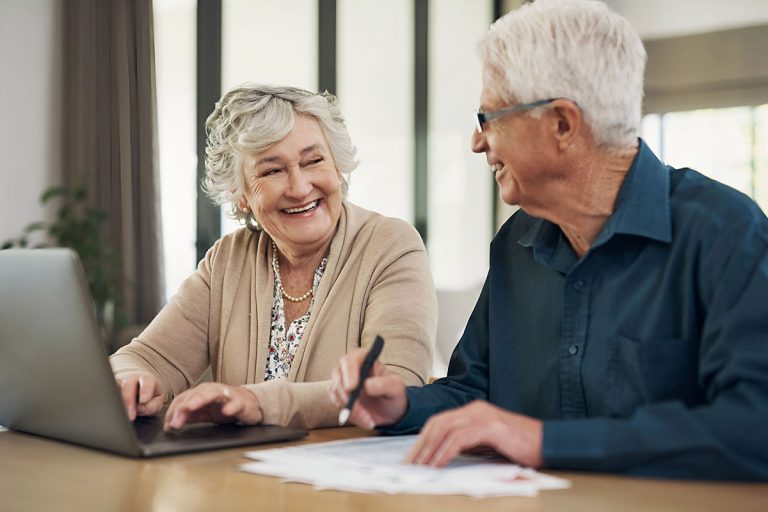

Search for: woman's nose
xmin=285 ymin=169 xmax=313 ymax=198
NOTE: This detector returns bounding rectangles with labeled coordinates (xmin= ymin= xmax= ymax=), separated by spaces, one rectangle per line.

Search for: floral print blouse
xmin=265 ymin=251 xmax=328 ymax=380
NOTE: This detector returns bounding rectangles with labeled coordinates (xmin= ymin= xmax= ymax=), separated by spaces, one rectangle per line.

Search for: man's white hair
xmin=478 ymin=0 xmax=646 ymax=149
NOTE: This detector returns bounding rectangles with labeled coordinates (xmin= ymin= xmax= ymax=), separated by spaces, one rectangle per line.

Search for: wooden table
xmin=1 ymin=427 xmax=766 ymax=512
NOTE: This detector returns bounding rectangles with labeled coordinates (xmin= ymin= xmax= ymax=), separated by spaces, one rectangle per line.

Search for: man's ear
xmin=550 ymin=99 xmax=582 ymax=151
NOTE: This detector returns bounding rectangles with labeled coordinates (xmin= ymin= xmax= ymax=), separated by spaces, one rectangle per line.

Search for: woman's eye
xmin=309 ymin=157 xmax=324 ymax=166
xmin=262 ymin=168 xmax=281 ymax=177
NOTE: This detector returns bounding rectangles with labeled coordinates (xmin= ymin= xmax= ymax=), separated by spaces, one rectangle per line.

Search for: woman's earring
xmin=245 ymin=211 xmax=261 ymax=232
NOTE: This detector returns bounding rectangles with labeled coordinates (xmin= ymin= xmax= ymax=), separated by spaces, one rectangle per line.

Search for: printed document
xmin=241 ymin=435 xmax=570 ymax=497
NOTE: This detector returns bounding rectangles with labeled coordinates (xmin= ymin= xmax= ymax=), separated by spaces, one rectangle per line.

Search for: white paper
xmin=241 ymin=435 xmax=570 ymax=497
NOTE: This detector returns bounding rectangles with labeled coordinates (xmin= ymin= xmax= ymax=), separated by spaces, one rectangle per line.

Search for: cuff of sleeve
xmin=243 ymin=380 xmax=340 ymax=429
xmin=542 ymin=417 xmax=613 ymax=470
xmin=244 ymin=379 xmax=289 ymax=426
xmin=377 ymin=386 xmax=427 ymax=435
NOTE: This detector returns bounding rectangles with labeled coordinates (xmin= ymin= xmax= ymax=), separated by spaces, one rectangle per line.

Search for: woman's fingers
xmin=115 ymin=372 xmax=166 ymax=421
xmin=137 ymin=375 xmax=161 ymax=404
xmin=117 ymin=376 xmax=140 ymax=421
xmin=164 ymin=384 xmax=262 ymax=430
xmin=136 ymin=394 xmax=165 ymax=417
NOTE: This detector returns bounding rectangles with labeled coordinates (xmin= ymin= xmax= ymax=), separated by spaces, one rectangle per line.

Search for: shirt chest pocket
xmin=604 ymin=335 xmax=699 ymax=417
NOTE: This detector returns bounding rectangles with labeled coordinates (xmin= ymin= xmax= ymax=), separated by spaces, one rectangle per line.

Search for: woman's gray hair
xmin=478 ymin=0 xmax=646 ymax=149
xmin=203 ymin=84 xmax=359 ymax=222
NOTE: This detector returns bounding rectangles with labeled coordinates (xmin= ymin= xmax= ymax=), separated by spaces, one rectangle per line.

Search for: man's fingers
xmin=363 ymin=373 xmax=401 ymax=398
xmin=372 ymin=360 xmax=385 ymax=376
xmin=429 ymin=426 xmax=480 ymax=467
xmin=329 ymin=368 xmax=349 ymax=406
xmin=407 ymin=411 xmax=469 ymax=465
xmin=339 ymin=348 xmax=372 ymax=392
xmin=353 ymin=406 xmax=377 ymax=430
xmin=339 ymin=356 xmax=351 ymax=389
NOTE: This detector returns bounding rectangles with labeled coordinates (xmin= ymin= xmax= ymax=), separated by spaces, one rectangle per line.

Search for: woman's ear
xmin=237 ymin=197 xmax=249 ymax=213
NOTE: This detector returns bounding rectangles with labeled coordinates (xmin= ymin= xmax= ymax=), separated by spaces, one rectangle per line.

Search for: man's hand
xmin=328 ymin=347 xmax=409 ymax=429
xmin=116 ymin=372 xmax=165 ymax=421
xmin=405 ymin=401 xmax=543 ymax=468
xmin=163 ymin=383 xmax=263 ymax=431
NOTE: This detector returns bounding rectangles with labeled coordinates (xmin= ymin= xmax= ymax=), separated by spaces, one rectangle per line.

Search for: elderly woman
xmin=110 ymin=85 xmax=436 ymax=430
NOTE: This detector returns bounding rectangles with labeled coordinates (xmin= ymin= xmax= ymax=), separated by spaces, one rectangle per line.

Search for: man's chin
xmin=498 ymin=189 xmax=520 ymax=207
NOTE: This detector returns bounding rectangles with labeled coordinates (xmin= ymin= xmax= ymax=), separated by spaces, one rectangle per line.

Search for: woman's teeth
xmin=490 ymin=163 xmax=502 ymax=173
xmin=284 ymin=200 xmax=319 ymax=214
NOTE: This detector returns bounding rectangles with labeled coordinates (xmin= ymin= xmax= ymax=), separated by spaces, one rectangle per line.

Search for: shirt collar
xmin=519 ymin=139 xmax=672 ymax=257
xmin=594 ymin=138 xmax=672 ymax=246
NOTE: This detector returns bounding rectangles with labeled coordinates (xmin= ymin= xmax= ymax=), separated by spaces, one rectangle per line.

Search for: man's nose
xmin=471 ymin=128 xmax=487 ymax=154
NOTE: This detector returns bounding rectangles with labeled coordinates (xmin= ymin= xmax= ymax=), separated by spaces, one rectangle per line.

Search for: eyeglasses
xmin=474 ymin=98 xmax=558 ymax=133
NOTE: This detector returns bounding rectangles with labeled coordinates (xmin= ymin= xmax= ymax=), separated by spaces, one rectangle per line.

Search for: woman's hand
xmin=328 ymin=347 xmax=409 ymax=429
xmin=116 ymin=372 xmax=165 ymax=421
xmin=163 ymin=383 xmax=263 ymax=431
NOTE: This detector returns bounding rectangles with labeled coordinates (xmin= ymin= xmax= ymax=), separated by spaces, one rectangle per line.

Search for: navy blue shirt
xmin=386 ymin=140 xmax=768 ymax=480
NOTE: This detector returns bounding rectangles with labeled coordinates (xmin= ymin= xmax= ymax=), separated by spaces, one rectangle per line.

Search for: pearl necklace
xmin=271 ymin=240 xmax=313 ymax=303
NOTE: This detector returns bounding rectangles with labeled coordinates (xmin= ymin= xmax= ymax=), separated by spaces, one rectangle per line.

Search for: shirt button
xmin=568 ymin=344 xmax=579 ymax=356
xmin=573 ymin=280 xmax=584 ymax=290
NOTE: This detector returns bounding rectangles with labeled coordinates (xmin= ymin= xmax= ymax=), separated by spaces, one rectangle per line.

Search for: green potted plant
xmin=1 ymin=183 xmax=122 ymax=340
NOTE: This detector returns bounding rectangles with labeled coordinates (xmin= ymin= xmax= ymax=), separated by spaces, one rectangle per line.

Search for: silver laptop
xmin=0 ymin=248 xmax=306 ymax=457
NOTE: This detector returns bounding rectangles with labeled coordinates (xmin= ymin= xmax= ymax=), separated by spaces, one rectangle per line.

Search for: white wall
xmin=0 ymin=0 xmax=62 ymax=244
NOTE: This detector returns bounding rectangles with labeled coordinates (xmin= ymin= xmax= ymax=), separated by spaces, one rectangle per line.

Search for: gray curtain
xmin=62 ymin=0 xmax=163 ymax=334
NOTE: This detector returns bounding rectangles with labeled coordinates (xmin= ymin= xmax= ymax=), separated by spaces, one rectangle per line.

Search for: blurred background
xmin=1 ymin=0 xmax=767 ymax=373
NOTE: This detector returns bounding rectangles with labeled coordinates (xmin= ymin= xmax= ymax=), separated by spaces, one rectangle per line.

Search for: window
xmin=427 ymin=0 xmax=492 ymax=290
xmin=220 ymin=0 xmax=319 ymax=235
xmin=154 ymin=0 xmax=197 ymax=300
xmin=154 ymin=0 xmax=498 ymax=304
xmin=337 ymin=0 xmax=414 ymax=222
xmin=642 ymin=105 xmax=768 ymax=211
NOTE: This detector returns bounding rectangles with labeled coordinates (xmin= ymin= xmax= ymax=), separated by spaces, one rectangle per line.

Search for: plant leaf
xmin=40 ymin=186 xmax=69 ymax=203
xmin=23 ymin=222 xmax=45 ymax=233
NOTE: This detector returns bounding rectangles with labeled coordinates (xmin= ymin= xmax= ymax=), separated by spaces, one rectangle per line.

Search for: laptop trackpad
xmin=133 ymin=416 xmax=307 ymax=457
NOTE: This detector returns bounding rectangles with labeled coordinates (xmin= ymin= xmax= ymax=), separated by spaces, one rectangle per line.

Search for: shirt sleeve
xmin=543 ymin=215 xmax=768 ymax=481
xmin=109 ymin=242 xmax=217 ymax=401
xmin=382 ymin=276 xmax=491 ymax=435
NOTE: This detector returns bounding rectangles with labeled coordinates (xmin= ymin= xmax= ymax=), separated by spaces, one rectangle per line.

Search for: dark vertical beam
xmin=318 ymin=0 xmax=337 ymax=95
xmin=196 ymin=0 xmax=223 ymax=263
xmin=749 ymin=106 xmax=757 ymax=199
xmin=491 ymin=0 xmax=503 ymax=233
xmin=414 ymin=0 xmax=429 ymax=242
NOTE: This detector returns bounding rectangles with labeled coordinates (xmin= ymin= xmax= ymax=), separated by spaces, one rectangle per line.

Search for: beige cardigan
xmin=110 ymin=202 xmax=436 ymax=429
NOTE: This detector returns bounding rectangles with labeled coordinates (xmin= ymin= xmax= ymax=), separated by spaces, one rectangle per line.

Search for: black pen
xmin=338 ymin=335 xmax=385 ymax=425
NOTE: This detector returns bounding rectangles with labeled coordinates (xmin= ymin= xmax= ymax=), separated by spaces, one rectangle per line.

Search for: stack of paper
xmin=241 ymin=435 xmax=570 ymax=497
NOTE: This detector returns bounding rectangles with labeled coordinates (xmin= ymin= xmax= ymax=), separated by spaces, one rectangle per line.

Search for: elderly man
xmin=329 ymin=0 xmax=768 ymax=480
